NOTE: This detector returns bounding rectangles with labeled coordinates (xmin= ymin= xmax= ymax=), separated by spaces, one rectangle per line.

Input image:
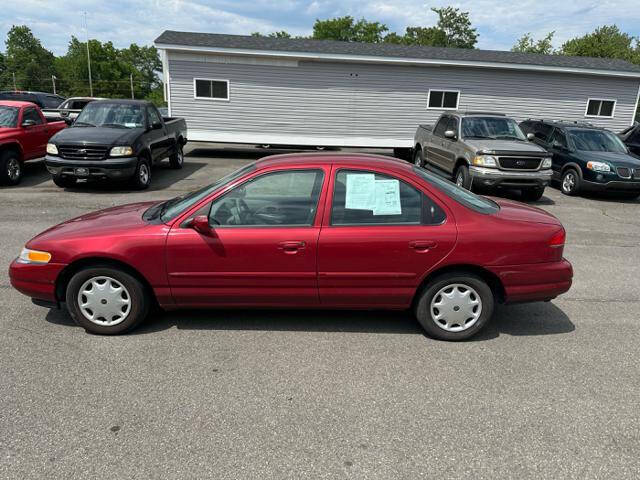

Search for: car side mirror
xmin=527 ymin=133 xmax=535 ymax=141
xmin=190 ymin=215 xmax=214 ymax=235
xmin=552 ymin=141 xmax=564 ymax=150
xmin=444 ymin=130 xmax=456 ymax=140
xmin=152 ymin=121 xmax=163 ymax=130
xmin=21 ymin=119 xmax=36 ymax=128
xmin=64 ymin=117 xmax=74 ymax=126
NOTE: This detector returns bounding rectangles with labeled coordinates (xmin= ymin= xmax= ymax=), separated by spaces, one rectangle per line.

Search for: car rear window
xmin=413 ymin=167 xmax=499 ymax=214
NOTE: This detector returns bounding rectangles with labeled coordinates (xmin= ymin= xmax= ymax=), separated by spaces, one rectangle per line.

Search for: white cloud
xmin=0 ymin=0 xmax=638 ymax=55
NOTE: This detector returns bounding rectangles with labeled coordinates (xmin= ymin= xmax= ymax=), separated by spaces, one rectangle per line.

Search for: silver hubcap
xmin=139 ymin=163 xmax=149 ymax=184
xmin=7 ymin=158 xmax=20 ymax=181
xmin=562 ymin=173 xmax=575 ymax=192
xmin=77 ymin=276 xmax=132 ymax=326
xmin=177 ymin=148 xmax=183 ymax=164
xmin=414 ymin=152 xmax=422 ymax=166
xmin=456 ymin=172 xmax=464 ymax=187
xmin=430 ymin=283 xmax=482 ymax=332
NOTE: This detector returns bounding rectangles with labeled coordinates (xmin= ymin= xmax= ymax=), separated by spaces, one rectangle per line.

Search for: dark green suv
xmin=520 ymin=120 xmax=640 ymax=199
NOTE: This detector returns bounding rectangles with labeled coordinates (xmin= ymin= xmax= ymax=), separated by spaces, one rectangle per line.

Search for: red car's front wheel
xmin=65 ymin=267 xmax=150 ymax=335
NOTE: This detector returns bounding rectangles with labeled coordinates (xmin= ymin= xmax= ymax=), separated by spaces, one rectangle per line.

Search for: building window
xmin=194 ymin=78 xmax=229 ymax=101
xmin=427 ymin=90 xmax=459 ymax=110
xmin=585 ymin=99 xmax=616 ymax=118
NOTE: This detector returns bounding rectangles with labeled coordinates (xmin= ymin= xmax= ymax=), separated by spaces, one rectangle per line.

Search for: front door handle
xmin=278 ymin=241 xmax=306 ymax=254
xmin=409 ymin=240 xmax=437 ymax=252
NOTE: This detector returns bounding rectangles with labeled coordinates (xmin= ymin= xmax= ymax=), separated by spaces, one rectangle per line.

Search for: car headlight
xmin=17 ymin=248 xmax=52 ymax=264
xmin=586 ymin=161 xmax=611 ymax=172
xmin=541 ymin=157 xmax=552 ymax=169
xmin=110 ymin=146 xmax=133 ymax=157
xmin=46 ymin=143 xmax=58 ymax=155
xmin=472 ymin=155 xmax=498 ymax=167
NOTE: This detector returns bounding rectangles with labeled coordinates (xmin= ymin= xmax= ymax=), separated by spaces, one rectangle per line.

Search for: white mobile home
xmin=155 ymin=31 xmax=640 ymax=148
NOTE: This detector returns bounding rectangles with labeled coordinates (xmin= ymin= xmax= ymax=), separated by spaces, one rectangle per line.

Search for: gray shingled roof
xmin=155 ymin=30 xmax=640 ymax=75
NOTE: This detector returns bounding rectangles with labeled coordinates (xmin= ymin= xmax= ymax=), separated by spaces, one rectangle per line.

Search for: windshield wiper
xmin=495 ymin=135 xmax=525 ymax=141
xmin=101 ymin=123 xmax=128 ymax=128
xmin=74 ymin=121 xmax=95 ymax=127
xmin=465 ymin=135 xmax=496 ymax=139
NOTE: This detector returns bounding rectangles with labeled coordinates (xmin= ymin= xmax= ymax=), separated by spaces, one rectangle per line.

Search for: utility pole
xmin=52 ymin=75 xmax=57 ymax=94
xmin=130 ymin=74 xmax=134 ymax=99
xmin=12 ymin=73 xmax=16 ymax=90
xmin=84 ymin=12 xmax=93 ymax=96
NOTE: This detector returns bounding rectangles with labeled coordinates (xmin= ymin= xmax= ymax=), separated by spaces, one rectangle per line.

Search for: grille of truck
xmin=58 ymin=145 xmax=109 ymax=160
xmin=497 ymin=157 xmax=542 ymax=171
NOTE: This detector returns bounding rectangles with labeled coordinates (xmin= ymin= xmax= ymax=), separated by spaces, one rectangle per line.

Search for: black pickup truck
xmin=619 ymin=123 xmax=640 ymax=157
xmin=44 ymin=99 xmax=187 ymax=189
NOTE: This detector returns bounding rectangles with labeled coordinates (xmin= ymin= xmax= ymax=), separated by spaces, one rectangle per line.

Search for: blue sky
xmin=1 ymin=0 xmax=639 ymax=55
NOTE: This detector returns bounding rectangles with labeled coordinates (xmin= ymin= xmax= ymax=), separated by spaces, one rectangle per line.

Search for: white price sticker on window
xmin=373 ymin=179 xmax=401 ymax=215
xmin=345 ymin=173 xmax=376 ymax=210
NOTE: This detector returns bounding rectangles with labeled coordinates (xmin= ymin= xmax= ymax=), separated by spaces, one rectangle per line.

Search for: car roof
xmin=90 ymin=99 xmax=151 ymax=106
xmin=256 ymin=152 xmax=413 ymax=172
xmin=0 ymin=100 xmax=37 ymax=108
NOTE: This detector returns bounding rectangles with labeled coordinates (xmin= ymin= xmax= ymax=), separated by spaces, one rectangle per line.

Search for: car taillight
xmin=549 ymin=228 xmax=566 ymax=248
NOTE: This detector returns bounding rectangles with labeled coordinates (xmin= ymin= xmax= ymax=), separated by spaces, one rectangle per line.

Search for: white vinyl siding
xmin=167 ymin=51 xmax=640 ymax=147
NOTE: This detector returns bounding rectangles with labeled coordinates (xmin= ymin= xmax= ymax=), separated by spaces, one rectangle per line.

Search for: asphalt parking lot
xmin=1 ymin=143 xmax=639 ymax=479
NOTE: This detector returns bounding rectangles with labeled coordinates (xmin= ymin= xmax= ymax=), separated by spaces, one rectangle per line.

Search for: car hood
xmin=466 ymin=139 xmax=548 ymax=156
xmin=575 ymin=150 xmax=640 ymax=168
xmin=490 ymin=197 xmax=561 ymax=226
xmin=51 ymin=125 xmax=144 ymax=146
xmin=27 ymin=202 xmax=158 ymax=247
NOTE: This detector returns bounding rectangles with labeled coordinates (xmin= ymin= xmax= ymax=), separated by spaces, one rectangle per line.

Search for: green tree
xmin=512 ymin=32 xmax=555 ymax=54
xmin=431 ymin=7 xmax=478 ymax=48
xmin=312 ymin=16 xmax=389 ymax=43
xmin=3 ymin=25 xmax=56 ymax=90
xmin=396 ymin=26 xmax=448 ymax=47
xmin=119 ymin=44 xmax=163 ymax=100
xmin=251 ymin=31 xmax=292 ymax=38
xmin=560 ymin=25 xmax=639 ymax=63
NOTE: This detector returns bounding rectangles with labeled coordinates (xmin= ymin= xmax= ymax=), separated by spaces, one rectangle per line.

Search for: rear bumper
xmin=9 ymin=259 xmax=66 ymax=303
xmin=489 ymin=259 xmax=573 ymax=303
xmin=470 ymin=166 xmax=552 ymax=189
xmin=45 ymin=155 xmax=137 ymax=179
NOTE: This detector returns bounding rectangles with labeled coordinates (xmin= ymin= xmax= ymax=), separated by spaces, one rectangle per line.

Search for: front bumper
xmin=489 ymin=259 xmax=573 ymax=303
xmin=470 ymin=166 xmax=552 ymax=189
xmin=9 ymin=259 xmax=66 ymax=303
xmin=581 ymin=178 xmax=640 ymax=193
xmin=45 ymin=155 xmax=137 ymax=179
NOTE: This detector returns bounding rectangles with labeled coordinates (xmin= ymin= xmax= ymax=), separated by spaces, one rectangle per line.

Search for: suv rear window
xmin=413 ymin=167 xmax=499 ymax=214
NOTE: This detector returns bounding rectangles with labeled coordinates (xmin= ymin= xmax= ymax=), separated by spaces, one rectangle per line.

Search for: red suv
xmin=9 ymin=153 xmax=572 ymax=340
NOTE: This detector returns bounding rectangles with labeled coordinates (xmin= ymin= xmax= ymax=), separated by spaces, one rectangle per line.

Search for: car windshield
xmin=413 ymin=167 xmax=500 ymax=214
xmin=0 ymin=106 xmax=18 ymax=127
xmin=75 ymin=103 xmax=144 ymax=128
xmin=152 ymin=164 xmax=257 ymax=222
xmin=461 ymin=117 xmax=527 ymax=141
xmin=568 ymin=129 xmax=628 ymax=153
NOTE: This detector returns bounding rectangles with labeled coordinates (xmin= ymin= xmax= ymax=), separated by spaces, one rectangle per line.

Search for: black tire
xmin=65 ymin=266 xmax=150 ymax=335
xmin=413 ymin=148 xmax=424 ymax=167
xmin=414 ymin=272 xmax=494 ymax=341
xmin=169 ymin=143 xmax=184 ymax=169
xmin=521 ymin=187 xmax=545 ymax=202
xmin=560 ymin=168 xmax=581 ymax=196
xmin=454 ymin=165 xmax=472 ymax=190
xmin=52 ymin=175 xmax=77 ymax=188
xmin=0 ymin=149 xmax=23 ymax=186
xmin=131 ymin=157 xmax=151 ymax=190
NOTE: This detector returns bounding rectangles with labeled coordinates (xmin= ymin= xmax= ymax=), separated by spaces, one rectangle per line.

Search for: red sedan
xmin=9 ymin=153 xmax=572 ymax=340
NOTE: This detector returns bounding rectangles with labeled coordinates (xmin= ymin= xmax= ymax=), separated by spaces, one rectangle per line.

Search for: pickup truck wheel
xmin=169 ymin=144 xmax=184 ymax=169
xmin=414 ymin=273 xmax=494 ymax=341
xmin=65 ymin=266 xmax=150 ymax=335
xmin=561 ymin=168 xmax=580 ymax=196
xmin=131 ymin=159 xmax=151 ymax=190
xmin=521 ymin=187 xmax=545 ymax=202
xmin=413 ymin=149 xmax=424 ymax=167
xmin=52 ymin=175 xmax=76 ymax=188
xmin=0 ymin=151 xmax=23 ymax=186
xmin=455 ymin=165 xmax=472 ymax=190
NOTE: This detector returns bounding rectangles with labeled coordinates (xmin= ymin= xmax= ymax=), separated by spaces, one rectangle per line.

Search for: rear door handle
xmin=409 ymin=240 xmax=437 ymax=252
xmin=278 ymin=241 xmax=306 ymax=254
